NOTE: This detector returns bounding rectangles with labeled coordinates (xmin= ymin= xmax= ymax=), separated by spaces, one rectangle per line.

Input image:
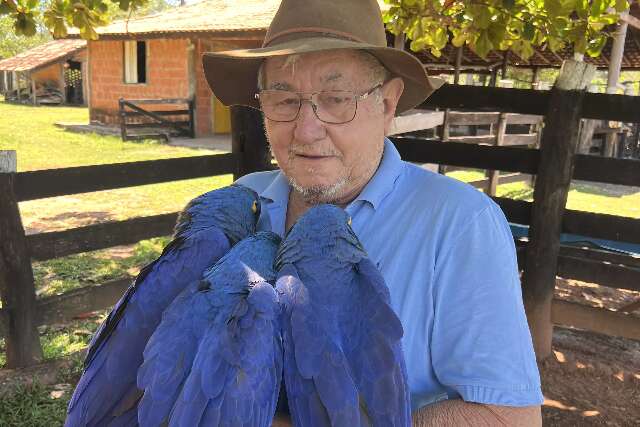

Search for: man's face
xmin=261 ymin=49 xmax=403 ymax=204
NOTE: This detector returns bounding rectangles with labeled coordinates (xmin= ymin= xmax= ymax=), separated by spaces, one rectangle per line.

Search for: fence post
xmin=521 ymin=61 xmax=595 ymax=360
xmin=230 ymin=106 xmax=271 ymax=180
xmin=486 ymin=112 xmax=508 ymax=195
xmin=0 ymin=150 xmax=43 ymax=367
xmin=119 ymin=98 xmax=127 ymax=141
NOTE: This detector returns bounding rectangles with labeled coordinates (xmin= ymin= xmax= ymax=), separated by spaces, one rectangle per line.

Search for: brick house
xmin=69 ymin=0 xmax=281 ymax=136
xmin=0 ymin=39 xmax=88 ymax=105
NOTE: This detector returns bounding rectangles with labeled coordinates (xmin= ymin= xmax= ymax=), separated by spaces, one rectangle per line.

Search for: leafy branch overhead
xmin=0 ymin=0 xmax=148 ymax=40
xmin=383 ymin=0 xmax=631 ymax=60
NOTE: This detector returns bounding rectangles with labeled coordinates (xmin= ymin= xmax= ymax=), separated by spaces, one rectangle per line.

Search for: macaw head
xmin=203 ymin=231 xmax=281 ymax=288
xmin=175 ymin=184 xmax=261 ymax=244
xmin=276 ymin=204 xmax=367 ymax=269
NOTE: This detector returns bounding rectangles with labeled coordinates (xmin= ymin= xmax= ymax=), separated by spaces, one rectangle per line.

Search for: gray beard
xmin=288 ymin=176 xmax=349 ymax=205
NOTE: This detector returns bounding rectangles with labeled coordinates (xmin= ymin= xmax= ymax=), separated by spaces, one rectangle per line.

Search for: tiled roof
xmin=0 ymin=39 xmax=86 ymax=72
xmin=78 ymin=0 xmax=280 ymax=38
xmin=68 ymin=0 xmax=390 ymax=38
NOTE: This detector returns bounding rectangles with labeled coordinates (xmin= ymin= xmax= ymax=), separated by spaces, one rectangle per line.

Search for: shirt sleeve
xmin=430 ymin=202 xmax=544 ymax=406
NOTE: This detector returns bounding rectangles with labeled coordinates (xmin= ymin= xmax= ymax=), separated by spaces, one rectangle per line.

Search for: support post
xmin=119 ymin=98 xmax=127 ymax=141
xmin=230 ymin=106 xmax=271 ymax=180
xmin=0 ymin=151 xmax=43 ymax=367
xmin=522 ymin=60 xmax=595 ymax=360
xmin=30 ymin=73 xmax=37 ymax=105
xmin=453 ymin=47 xmax=463 ymax=85
xmin=486 ymin=112 xmax=508 ymax=196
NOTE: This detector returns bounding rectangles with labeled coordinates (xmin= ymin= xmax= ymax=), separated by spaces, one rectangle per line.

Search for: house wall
xmin=88 ymin=38 xmax=191 ymax=127
xmin=88 ymin=37 xmax=261 ymax=136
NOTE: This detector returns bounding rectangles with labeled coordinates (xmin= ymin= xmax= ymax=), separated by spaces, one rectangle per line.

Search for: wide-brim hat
xmin=202 ymin=0 xmax=444 ymax=114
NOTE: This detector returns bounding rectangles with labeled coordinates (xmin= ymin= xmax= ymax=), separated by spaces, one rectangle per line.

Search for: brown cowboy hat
xmin=202 ymin=0 xmax=444 ymax=114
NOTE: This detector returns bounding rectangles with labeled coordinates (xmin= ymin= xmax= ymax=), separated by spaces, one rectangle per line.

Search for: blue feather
xmin=276 ymin=205 xmax=411 ymax=426
xmin=140 ymin=232 xmax=283 ymax=427
xmin=66 ymin=185 xmax=260 ymax=427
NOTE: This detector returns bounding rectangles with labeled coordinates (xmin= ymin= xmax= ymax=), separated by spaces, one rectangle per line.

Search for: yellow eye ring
xmin=252 ymin=201 xmax=258 ymax=213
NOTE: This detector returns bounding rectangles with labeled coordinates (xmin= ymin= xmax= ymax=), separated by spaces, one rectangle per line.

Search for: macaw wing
xmin=65 ymin=227 xmax=230 ymax=427
xmin=136 ymin=278 xmax=220 ymax=427
xmin=276 ymin=264 xmax=364 ymax=427
xmin=169 ymin=281 xmax=282 ymax=427
xmin=342 ymin=258 xmax=411 ymax=426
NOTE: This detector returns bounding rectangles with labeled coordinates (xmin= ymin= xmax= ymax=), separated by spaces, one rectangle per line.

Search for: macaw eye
xmin=347 ymin=217 xmax=352 ymax=226
xmin=252 ymin=201 xmax=258 ymax=213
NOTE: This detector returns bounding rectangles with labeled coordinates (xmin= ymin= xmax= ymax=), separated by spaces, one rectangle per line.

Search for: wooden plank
xmin=522 ymin=60 xmax=595 ymax=359
xmin=388 ymin=111 xmax=444 ymax=135
xmin=419 ymin=84 xmax=640 ymax=122
xmin=231 ymin=106 xmax=270 ymax=179
xmin=551 ymin=299 xmax=640 ymax=341
xmin=558 ymin=245 xmax=640 ymax=269
xmin=447 ymin=135 xmax=496 ymax=144
xmin=123 ymin=109 xmax=190 ymax=117
xmin=391 ymin=137 xmax=540 ymax=174
xmin=506 ymin=114 xmax=543 ymax=125
xmin=36 ymin=278 xmax=132 ymax=327
xmin=447 ymin=112 xmax=499 ymax=126
xmin=503 ymin=134 xmax=538 ymax=146
xmin=0 ymin=278 xmax=132 ymax=338
xmin=468 ymin=173 xmax=529 ymax=189
xmin=562 ymin=209 xmax=640 ymax=244
xmin=14 ymin=153 xmax=237 ymax=202
xmin=557 ymin=255 xmax=640 ymax=291
xmin=492 ymin=196 xmax=532 ymax=225
xmin=487 ymin=112 xmax=508 ymax=195
xmin=123 ymin=98 xmax=190 ymax=104
xmin=27 ymin=213 xmax=178 ymax=261
xmin=573 ymin=155 xmax=640 ymax=187
xmin=0 ymin=151 xmax=43 ymax=367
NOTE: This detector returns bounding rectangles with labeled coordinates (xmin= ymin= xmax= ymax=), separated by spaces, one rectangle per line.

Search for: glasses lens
xmin=315 ymin=91 xmax=357 ymax=124
xmin=259 ymin=90 xmax=300 ymax=121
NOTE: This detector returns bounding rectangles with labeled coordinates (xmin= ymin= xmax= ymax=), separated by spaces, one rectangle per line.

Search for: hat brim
xmin=202 ymin=37 xmax=444 ymax=114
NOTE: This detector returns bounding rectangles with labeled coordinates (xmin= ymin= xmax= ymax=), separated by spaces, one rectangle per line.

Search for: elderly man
xmin=203 ymin=0 xmax=543 ymax=425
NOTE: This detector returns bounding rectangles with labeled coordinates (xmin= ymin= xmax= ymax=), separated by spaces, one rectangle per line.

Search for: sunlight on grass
xmin=0 ymin=103 xmax=219 ymax=171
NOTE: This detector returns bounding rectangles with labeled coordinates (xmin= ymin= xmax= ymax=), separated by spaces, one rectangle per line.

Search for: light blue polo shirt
xmin=236 ymin=139 xmax=543 ymax=411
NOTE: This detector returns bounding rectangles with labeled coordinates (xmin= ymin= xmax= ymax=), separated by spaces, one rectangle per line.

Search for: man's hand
xmin=413 ymin=400 xmax=542 ymax=426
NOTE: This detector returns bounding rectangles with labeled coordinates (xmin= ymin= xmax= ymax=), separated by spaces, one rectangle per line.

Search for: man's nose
xmin=293 ymin=100 xmax=325 ymax=142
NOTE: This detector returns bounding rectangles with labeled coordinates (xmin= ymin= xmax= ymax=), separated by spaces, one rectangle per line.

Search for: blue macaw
xmin=138 ymin=231 xmax=283 ymax=427
xmin=66 ymin=184 xmax=260 ymax=427
xmin=275 ymin=205 xmax=411 ymax=426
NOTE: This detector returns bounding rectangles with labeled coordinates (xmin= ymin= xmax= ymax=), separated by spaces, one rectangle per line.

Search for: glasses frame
xmin=255 ymin=82 xmax=384 ymax=124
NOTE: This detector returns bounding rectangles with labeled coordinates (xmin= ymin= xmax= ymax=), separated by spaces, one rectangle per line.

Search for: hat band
xmin=263 ymin=26 xmax=368 ymax=48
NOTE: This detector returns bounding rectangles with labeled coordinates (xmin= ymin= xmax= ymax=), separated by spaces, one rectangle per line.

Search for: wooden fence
xmin=1 ymin=65 xmax=640 ymax=367
xmin=118 ymin=98 xmax=195 ymax=141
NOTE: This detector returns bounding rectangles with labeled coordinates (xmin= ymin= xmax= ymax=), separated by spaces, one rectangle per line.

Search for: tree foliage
xmin=0 ymin=15 xmax=50 ymax=58
xmin=383 ymin=0 xmax=630 ymax=60
xmin=0 ymin=0 xmax=155 ymax=40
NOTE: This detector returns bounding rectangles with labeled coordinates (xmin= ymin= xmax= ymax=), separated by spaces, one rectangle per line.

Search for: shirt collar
xmin=353 ymin=138 xmax=404 ymax=210
xmin=257 ymin=138 xmax=403 ymax=210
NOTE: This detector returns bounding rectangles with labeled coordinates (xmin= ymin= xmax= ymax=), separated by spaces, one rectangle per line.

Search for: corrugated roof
xmin=67 ymin=0 xmax=390 ymax=38
xmin=0 ymin=39 xmax=86 ymax=72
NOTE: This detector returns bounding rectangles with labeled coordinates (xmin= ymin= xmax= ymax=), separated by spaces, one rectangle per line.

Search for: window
xmin=124 ymin=40 xmax=147 ymax=84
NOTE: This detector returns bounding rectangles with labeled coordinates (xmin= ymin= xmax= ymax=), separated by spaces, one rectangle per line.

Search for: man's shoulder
xmin=397 ymin=161 xmax=496 ymax=216
xmin=234 ymin=170 xmax=281 ymax=194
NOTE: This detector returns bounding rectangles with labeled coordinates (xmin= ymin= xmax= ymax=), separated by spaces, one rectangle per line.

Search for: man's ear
xmin=382 ymin=77 xmax=404 ymax=135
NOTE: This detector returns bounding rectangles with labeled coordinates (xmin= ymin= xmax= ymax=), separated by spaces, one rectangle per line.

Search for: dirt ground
xmin=539 ymin=278 xmax=640 ymax=426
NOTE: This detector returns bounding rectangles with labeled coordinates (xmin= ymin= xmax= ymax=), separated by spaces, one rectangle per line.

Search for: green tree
xmin=0 ymin=15 xmax=50 ymax=58
xmin=0 ymin=0 xmax=152 ymax=40
xmin=383 ymin=0 xmax=630 ymax=60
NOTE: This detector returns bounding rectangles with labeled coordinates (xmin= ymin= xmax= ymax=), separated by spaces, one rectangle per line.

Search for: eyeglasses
xmin=255 ymin=83 xmax=383 ymax=124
